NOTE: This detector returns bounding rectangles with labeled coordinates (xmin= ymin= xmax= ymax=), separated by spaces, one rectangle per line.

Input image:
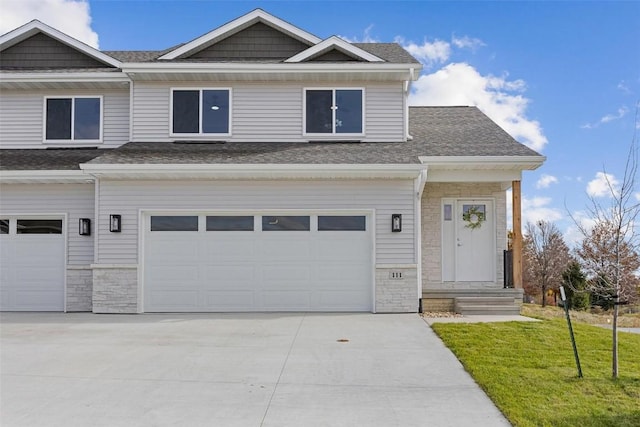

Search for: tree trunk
xmin=541 ymin=285 xmax=547 ymax=307
xmin=613 ymin=296 xmax=619 ymax=378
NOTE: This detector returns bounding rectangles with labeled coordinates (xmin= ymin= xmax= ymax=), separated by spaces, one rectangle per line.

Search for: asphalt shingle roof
xmin=102 ymin=42 xmax=419 ymax=64
xmin=0 ymin=148 xmax=103 ymax=170
xmin=0 ymin=107 xmax=542 ymax=171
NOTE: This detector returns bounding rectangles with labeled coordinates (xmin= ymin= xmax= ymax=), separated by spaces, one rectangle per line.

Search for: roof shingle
xmin=0 ymin=107 xmax=542 ymax=171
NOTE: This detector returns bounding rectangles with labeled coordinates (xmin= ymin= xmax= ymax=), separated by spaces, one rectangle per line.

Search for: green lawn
xmin=431 ymin=319 xmax=640 ymax=427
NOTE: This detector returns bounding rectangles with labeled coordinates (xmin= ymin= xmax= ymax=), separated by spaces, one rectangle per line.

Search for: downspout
xmin=404 ymin=75 xmax=414 ymax=141
xmin=414 ymin=167 xmax=428 ymax=304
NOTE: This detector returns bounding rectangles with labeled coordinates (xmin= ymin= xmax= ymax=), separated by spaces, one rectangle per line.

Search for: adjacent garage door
xmin=143 ymin=213 xmax=372 ymax=312
xmin=0 ymin=218 xmax=65 ymax=311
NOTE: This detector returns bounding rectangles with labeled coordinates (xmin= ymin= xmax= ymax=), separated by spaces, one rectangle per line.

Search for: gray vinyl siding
xmin=309 ymin=49 xmax=362 ymax=62
xmin=132 ymin=82 xmax=405 ymax=142
xmin=0 ymin=89 xmax=129 ymax=148
xmin=187 ymin=22 xmax=309 ymax=60
xmin=0 ymin=33 xmax=109 ymax=69
xmin=95 ymin=180 xmax=415 ymax=264
xmin=0 ymin=183 xmax=95 ymax=265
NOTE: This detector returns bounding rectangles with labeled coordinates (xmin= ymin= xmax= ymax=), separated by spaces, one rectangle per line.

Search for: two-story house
xmin=0 ymin=9 xmax=544 ymax=314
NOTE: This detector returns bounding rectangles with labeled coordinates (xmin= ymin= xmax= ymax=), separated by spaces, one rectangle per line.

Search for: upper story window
xmin=171 ymin=88 xmax=231 ymax=136
xmin=44 ymin=96 xmax=102 ymax=142
xmin=304 ymin=88 xmax=364 ymax=135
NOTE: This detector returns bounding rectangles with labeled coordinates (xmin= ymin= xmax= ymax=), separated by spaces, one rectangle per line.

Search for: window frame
xmin=303 ymin=87 xmax=365 ymax=137
xmin=169 ymin=87 xmax=232 ymax=138
xmin=42 ymin=95 xmax=103 ymax=144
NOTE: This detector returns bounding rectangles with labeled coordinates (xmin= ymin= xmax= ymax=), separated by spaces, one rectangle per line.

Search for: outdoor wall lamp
xmin=391 ymin=214 xmax=402 ymax=232
xmin=109 ymin=215 xmax=122 ymax=233
xmin=79 ymin=218 xmax=91 ymax=236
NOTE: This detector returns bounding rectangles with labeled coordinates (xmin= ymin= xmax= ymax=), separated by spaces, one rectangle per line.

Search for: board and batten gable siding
xmin=0 ymin=89 xmax=129 ymax=148
xmin=131 ymin=82 xmax=404 ymax=142
xmin=95 ymin=180 xmax=415 ymax=265
xmin=0 ymin=183 xmax=95 ymax=265
xmin=0 ymin=33 xmax=109 ymax=69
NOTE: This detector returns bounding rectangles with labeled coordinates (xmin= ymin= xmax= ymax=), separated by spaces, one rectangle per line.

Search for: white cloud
xmin=581 ymin=106 xmax=629 ymax=129
xmin=0 ymin=0 xmax=98 ymax=48
xmin=521 ymin=196 xmax=563 ymax=225
xmin=505 ymin=190 xmax=563 ymax=232
xmin=451 ymin=35 xmax=485 ymax=51
xmin=395 ymin=36 xmax=451 ymax=67
xmin=408 ymin=62 xmax=548 ymax=151
xmin=339 ymin=24 xmax=379 ymax=43
xmin=563 ymin=211 xmax=597 ymax=247
xmin=586 ymin=172 xmax=619 ymax=198
xmin=617 ymin=81 xmax=631 ymax=94
xmin=536 ymin=174 xmax=558 ymax=189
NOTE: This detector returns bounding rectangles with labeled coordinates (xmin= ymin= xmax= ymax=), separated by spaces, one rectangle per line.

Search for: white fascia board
xmin=285 ymin=36 xmax=384 ymax=63
xmin=0 ymin=170 xmax=94 ymax=183
xmin=418 ymin=155 xmax=546 ymax=171
xmin=158 ymin=9 xmax=322 ymax=60
xmin=0 ymin=71 xmax=130 ymax=84
xmin=80 ymin=163 xmax=426 ymax=180
xmin=0 ymin=20 xmax=121 ymax=68
xmin=426 ymin=169 xmax=522 ymax=183
xmin=122 ymin=62 xmax=418 ymax=80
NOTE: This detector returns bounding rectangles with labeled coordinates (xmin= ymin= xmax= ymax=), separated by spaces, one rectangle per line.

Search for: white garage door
xmin=0 ymin=218 xmax=65 ymax=311
xmin=143 ymin=213 xmax=372 ymax=312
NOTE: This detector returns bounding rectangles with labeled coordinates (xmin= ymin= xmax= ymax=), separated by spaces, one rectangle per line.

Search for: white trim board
xmin=159 ymin=9 xmax=322 ymax=60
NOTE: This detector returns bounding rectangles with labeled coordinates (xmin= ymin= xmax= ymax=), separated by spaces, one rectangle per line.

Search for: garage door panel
xmin=317 ymin=264 xmax=369 ymax=282
xmin=144 ymin=213 xmax=372 ymax=312
xmin=315 ymin=291 xmax=369 ymax=310
xmin=263 ymin=291 xmax=310 ymax=309
xmin=146 ymin=265 xmax=200 ymax=282
xmin=204 ymin=291 xmax=256 ymax=309
xmin=262 ymin=265 xmax=311 ymax=283
xmin=147 ymin=290 xmax=199 ymax=309
xmin=147 ymin=240 xmax=199 ymax=260
xmin=13 ymin=290 xmax=64 ymax=309
xmin=260 ymin=239 xmax=312 ymax=260
xmin=203 ymin=265 xmax=256 ymax=284
xmin=1 ymin=221 xmax=64 ymax=312
xmin=203 ymin=238 xmax=256 ymax=260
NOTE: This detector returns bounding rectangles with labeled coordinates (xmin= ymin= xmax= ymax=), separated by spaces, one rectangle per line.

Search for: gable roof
xmin=158 ymin=9 xmax=321 ymax=60
xmin=285 ymin=36 xmax=384 ymax=63
xmin=0 ymin=20 xmax=121 ymax=68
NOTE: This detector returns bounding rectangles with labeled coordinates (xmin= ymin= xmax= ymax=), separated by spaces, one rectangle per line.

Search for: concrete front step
xmin=454 ymin=305 xmax=521 ymax=316
xmin=454 ymin=296 xmax=521 ymax=316
xmin=455 ymin=297 xmax=517 ymax=305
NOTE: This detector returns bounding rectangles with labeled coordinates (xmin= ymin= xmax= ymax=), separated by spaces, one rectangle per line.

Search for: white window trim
xmin=302 ymin=87 xmax=365 ymax=137
xmin=42 ymin=96 xmax=104 ymax=145
xmin=169 ymin=87 xmax=232 ymax=138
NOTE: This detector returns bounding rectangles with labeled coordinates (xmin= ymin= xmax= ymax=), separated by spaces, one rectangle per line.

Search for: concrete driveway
xmin=1 ymin=313 xmax=509 ymax=427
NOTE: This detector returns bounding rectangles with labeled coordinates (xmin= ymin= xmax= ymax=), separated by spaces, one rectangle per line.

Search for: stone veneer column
xmin=92 ymin=265 xmax=138 ymax=313
xmin=375 ymin=265 xmax=419 ymax=312
xmin=66 ymin=266 xmax=93 ymax=312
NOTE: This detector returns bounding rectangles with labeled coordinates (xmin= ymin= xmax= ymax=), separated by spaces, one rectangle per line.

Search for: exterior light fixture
xmin=391 ymin=214 xmax=402 ymax=232
xmin=109 ymin=215 xmax=122 ymax=232
xmin=79 ymin=218 xmax=91 ymax=236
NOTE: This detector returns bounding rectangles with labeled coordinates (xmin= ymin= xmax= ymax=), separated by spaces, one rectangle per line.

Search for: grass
xmin=521 ymin=303 xmax=640 ymax=327
xmin=431 ymin=315 xmax=640 ymax=427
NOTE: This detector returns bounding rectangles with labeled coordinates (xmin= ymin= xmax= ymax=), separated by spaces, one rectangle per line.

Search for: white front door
xmin=454 ymin=200 xmax=495 ymax=282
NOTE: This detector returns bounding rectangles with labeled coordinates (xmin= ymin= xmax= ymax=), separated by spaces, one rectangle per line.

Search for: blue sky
xmin=2 ymin=0 xmax=639 ymax=244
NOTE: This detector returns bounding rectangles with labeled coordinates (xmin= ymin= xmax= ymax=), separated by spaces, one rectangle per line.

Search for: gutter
xmin=0 ymin=170 xmax=94 ymax=183
xmin=79 ymin=163 xmax=427 ymax=180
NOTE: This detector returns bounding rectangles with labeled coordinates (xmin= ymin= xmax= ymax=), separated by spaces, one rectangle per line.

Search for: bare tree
xmin=523 ymin=220 xmax=572 ymax=306
xmin=570 ymin=110 xmax=640 ymax=378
